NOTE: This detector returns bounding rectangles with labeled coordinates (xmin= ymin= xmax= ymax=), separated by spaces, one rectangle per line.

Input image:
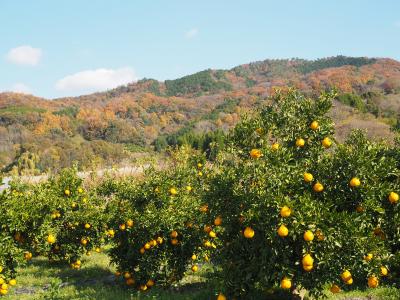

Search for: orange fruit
xmin=280 ymin=206 xmax=291 ymax=218
xmin=169 ymin=188 xmax=178 ymax=195
xmin=171 ymin=238 xmax=178 ymax=245
xmin=243 ymin=227 xmax=255 ymax=239
xmin=330 ymin=284 xmax=340 ymax=293
xmin=126 ymin=219 xmax=134 ymax=227
xmin=364 ymin=253 xmax=373 ymax=262
xmin=368 ymin=276 xmax=378 ymax=288
xmin=303 ymin=230 xmax=314 ymax=242
xmin=341 ymin=270 xmax=352 ymax=282
xmin=123 ymin=272 xmax=131 ymax=279
xmin=313 ymin=182 xmax=324 ymax=192
xmin=349 ymin=177 xmax=361 ymax=187
xmin=214 ymin=216 xmax=222 ymax=226
xmin=146 ymin=279 xmax=155 ymax=287
xmin=296 ymin=138 xmax=305 ymax=147
xmin=302 ymin=254 xmax=314 ymax=266
xmin=250 ymin=149 xmax=262 ymax=158
xmin=388 ymin=192 xmax=399 ymax=204
xmin=126 ymin=278 xmax=135 ymax=286
xmin=47 ymin=234 xmax=56 ymax=244
xmin=280 ymin=277 xmax=292 ymax=289
xmin=216 ymin=293 xmax=227 ymax=300
xmin=84 ymin=223 xmax=91 ymax=229
xmin=277 ymin=224 xmax=289 ymax=237
xmin=271 ymin=143 xmax=280 ymax=151
xmin=191 ymin=254 xmax=197 ymax=260
xmin=310 ymin=121 xmax=319 ymax=130
xmin=322 ymin=137 xmax=332 ymax=148
xmin=144 ymin=243 xmax=151 ymax=250
xmin=156 ymin=237 xmax=163 ymax=244
xmin=8 ymin=279 xmax=16 ymax=286
xmin=170 ymin=231 xmax=178 ymax=238
xmin=380 ymin=266 xmax=388 ymax=276
xmin=191 ymin=265 xmax=198 ymax=272
xmin=209 ymin=231 xmax=217 ymax=238
xmin=303 ymin=172 xmax=313 ymax=182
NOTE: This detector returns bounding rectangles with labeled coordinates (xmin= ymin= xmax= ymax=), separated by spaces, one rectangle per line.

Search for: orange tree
xmin=0 ymin=168 xmax=107 ymax=272
xmin=100 ymin=148 xmax=209 ymax=291
xmin=203 ymin=90 xmax=398 ymax=298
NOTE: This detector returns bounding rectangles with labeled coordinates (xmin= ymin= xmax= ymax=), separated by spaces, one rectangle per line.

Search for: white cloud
xmin=6 ymin=46 xmax=42 ymax=66
xmin=55 ymin=67 xmax=137 ymax=94
xmin=9 ymin=83 xmax=32 ymax=94
xmin=185 ymin=28 xmax=198 ymax=39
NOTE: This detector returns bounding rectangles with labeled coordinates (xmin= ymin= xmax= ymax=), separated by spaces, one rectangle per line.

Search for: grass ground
xmin=2 ymin=251 xmax=399 ymax=300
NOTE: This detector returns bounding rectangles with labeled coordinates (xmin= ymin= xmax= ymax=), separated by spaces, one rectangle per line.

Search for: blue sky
xmin=1 ymin=0 xmax=399 ymax=98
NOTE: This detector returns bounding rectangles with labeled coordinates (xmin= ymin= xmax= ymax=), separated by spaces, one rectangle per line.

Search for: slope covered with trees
xmin=1 ymin=56 xmax=400 ymax=174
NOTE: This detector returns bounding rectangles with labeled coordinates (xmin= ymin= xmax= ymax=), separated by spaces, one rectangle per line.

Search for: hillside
xmin=1 ymin=56 xmax=400 ymax=174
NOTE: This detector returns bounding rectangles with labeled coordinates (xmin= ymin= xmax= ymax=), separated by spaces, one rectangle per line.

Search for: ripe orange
xmin=271 ymin=143 xmax=280 ymax=151
xmin=330 ymin=284 xmax=340 ymax=293
xmin=380 ymin=266 xmax=388 ymax=276
xmin=191 ymin=265 xmax=198 ymax=272
xmin=356 ymin=205 xmax=364 ymax=213
xmin=126 ymin=219 xmax=134 ymax=227
xmin=364 ymin=253 xmax=373 ymax=262
xmin=280 ymin=206 xmax=291 ymax=218
xmin=0 ymin=289 xmax=7 ymax=295
xmin=64 ymin=189 xmax=70 ymax=196
xmin=302 ymin=254 xmax=314 ymax=266
xmin=277 ymin=224 xmax=289 ymax=237
xmin=303 ymin=172 xmax=313 ymax=183
xmin=217 ymin=293 xmax=227 ymax=300
xmin=47 ymin=234 xmax=56 ymax=244
xmin=169 ymin=188 xmax=178 ymax=195
xmin=313 ymin=182 xmax=324 ymax=192
xmin=84 ymin=223 xmax=91 ymax=229
xmin=322 ymin=137 xmax=332 ymax=148
xmin=119 ymin=224 xmax=126 ymax=231
xmin=209 ymin=231 xmax=217 ymax=238
xmin=144 ymin=243 xmax=151 ymax=250
xmin=296 ymin=138 xmax=305 ymax=147
xmin=156 ymin=237 xmax=163 ymax=244
xmin=388 ymin=192 xmax=399 ymax=204
xmin=170 ymin=230 xmax=178 ymax=238
xmin=345 ymin=278 xmax=353 ymax=285
xmin=140 ymin=284 xmax=148 ymax=291
xmin=139 ymin=248 xmax=145 ymax=254
xmin=243 ymin=227 xmax=255 ymax=239
xmin=349 ymin=177 xmax=361 ymax=187
xmin=186 ymin=185 xmax=192 ymax=192
xmin=341 ymin=270 xmax=352 ymax=282
xmin=146 ymin=279 xmax=155 ymax=287
xmin=126 ymin=278 xmax=135 ymax=286
xmin=123 ymin=272 xmax=131 ymax=279
xmin=368 ymin=276 xmax=378 ymax=288
xmin=24 ymin=251 xmax=33 ymax=261
xmin=8 ymin=279 xmax=16 ymax=286
xmin=303 ymin=230 xmax=314 ymax=242
xmin=280 ymin=277 xmax=292 ymax=289
xmin=80 ymin=238 xmax=88 ymax=246
xmin=191 ymin=254 xmax=197 ymax=260
xmin=310 ymin=121 xmax=319 ymax=130
xmin=204 ymin=225 xmax=212 ymax=233
xmin=250 ymin=149 xmax=262 ymax=158
xmin=171 ymin=238 xmax=178 ymax=245
xmin=214 ymin=216 xmax=222 ymax=226
xmin=150 ymin=240 xmax=157 ymax=247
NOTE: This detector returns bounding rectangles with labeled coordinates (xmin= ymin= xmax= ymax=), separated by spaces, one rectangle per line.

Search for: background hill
xmin=1 ymin=56 xmax=400 ymax=175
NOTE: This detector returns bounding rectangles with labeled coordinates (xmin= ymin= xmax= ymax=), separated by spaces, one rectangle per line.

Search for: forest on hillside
xmin=0 ymin=56 xmax=400 ymax=175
